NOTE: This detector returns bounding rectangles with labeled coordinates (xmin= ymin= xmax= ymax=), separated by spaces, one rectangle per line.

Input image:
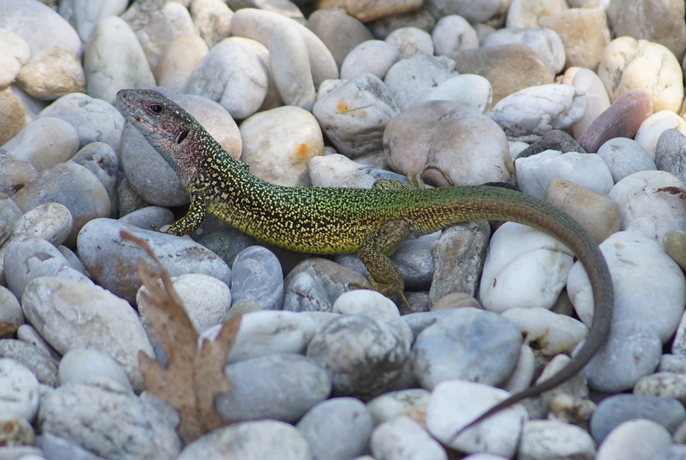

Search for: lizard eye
xmin=149 ymin=104 xmax=163 ymax=114
xmin=177 ymin=130 xmax=189 ymax=144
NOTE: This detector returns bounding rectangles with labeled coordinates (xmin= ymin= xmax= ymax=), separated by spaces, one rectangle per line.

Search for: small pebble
xmin=0 ymin=285 xmax=23 ymax=325
xmin=506 ymin=0 xmax=568 ymax=28
xmin=633 ymin=372 xmax=686 ymax=405
xmin=481 ymin=27 xmax=565 ymax=76
xmin=190 ymin=0 xmax=232 ymax=49
xmin=309 ymin=154 xmax=406 ymax=189
xmin=230 ymin=246 xmax=284 ymax=310
xmin=15 ymin=46 xmax=85 ymax=101
xmin=423 ymin=74 xmax=493 ymax=114
xmin=37 ymin=432 xmax=110 ymax=460
xmin=596 ymin=137 xmax=656 ymax=183
xmin=431 ymin=15 xmax=478 ymax=56
xmin=59 ymin=348 xmax=132 ymax=392
xmin=571 ymin=68 xmax=611 ymax=139
xmin=518 ymin=419 xmax=596 ymax=460
xmin=269 ymin=23 xmax=316 ymax=111
xmin=71 ymin=142 xmax=119 ymax=218
xmin=595 ymin=419 xmax=672 ymax=460
xmin=0 ymin=91 xmax=27 ymax=145
xmin=371 ymin=416 xmax=447 ymax=460
xmin=0 ymin=28 xmax=30 ymax=88
xmin=385 ymin=27 xmax=433 ymax=59
xmin=316 ymin=0 xmax=422 ymax=22
xmin=367 ymin=8 xmax=435 ymax=40
xmin=156 ymin=34 xmax=209 ymax=92
xmin=635 ymin=111 xmax=686 ymax=160
xmin=664 ymin=230 xmax=686 ymax=272
xmin=0 ymin=414 xmax=35 ymax=447
xmin=502 ymin=307 xmax=588 ymax=356
xmin=4 ymin=117 xmax=79 ymax=171
xmin=0 ymin=339 xmax=59 ymax=387
xmin=656 ymin=129 xmax=686 ymax=184
xmin=339 ymin=40 xmax=400 ymax=80
xmin=366 ymin=388 xmax=430 ymax=425
xmin=308 ymin=9 xmax=374 ymax=69
xmin=0 ymin=359 xmax=39 ymax=421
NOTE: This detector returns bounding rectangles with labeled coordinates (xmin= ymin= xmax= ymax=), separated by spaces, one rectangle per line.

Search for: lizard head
xmin=116 ymin=89 xmax=200 ymax=180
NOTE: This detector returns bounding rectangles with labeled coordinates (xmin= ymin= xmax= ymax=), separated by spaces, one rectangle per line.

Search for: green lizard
xmin=116 ymin=88 xmax=613 ymax=431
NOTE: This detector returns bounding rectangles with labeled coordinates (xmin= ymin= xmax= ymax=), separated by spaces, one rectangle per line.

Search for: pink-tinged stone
xmin=578 ymin=89 xmax=653 ymax=153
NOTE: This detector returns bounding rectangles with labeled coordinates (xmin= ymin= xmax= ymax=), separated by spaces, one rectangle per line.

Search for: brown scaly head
xmin=116 ymin=89 xmax=202 ymax=185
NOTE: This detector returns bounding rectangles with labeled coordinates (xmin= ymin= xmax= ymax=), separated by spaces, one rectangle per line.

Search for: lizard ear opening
xmin=176 ymin=130 xmax=189 ymax=144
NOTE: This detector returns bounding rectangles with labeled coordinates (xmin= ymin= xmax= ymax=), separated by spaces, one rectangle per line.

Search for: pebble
xmin=656 ymin=129 xmax=686 ymax=184
xmin=449 ymin=44 xmax=553 ymax=106
xmin=240 ymin=106 xmax=323 ymax=185
xmin=217 ymin=353 xmax=331 ymax=422
xmin=314 ymin=74 xmax=398 ymax=158
xmin=177 ymin=420 xmax=311 ymax=460
xmin=230 ymin=8 xmax=338 ymax=89
xmin=518 ymin=420 xmax=596 ymax=460
xmin=39 ymin=383 xmax=180 ymax=459
xmin=22 ymin=276 xmax=154 ymax=390
xmin=482 ymin=27 xmax=565 ymax=76
xmin=545 ymin=178 xmax=621 ymax=244
xmin=367 ymin=8 xmax=435 ymax=39
xmin=506 ymin=0 xmax=568 ymax=28
xmin=308 ymin=9 xmax=374 ymax=69
xmin=269 ymin=24 xmax=316 ymax=111
xmin=0 ymin=28 xmax=30 ymax=88
xmin=15 ymin=46 xmax=85 ymax=101
xmin=490 ymin=84 xmax=586 ymax=142
xmin=120 ymin=86 xmax=241 ymax=207
xmin=570 ymin=230 xmax=686 ymax=343
xmin=71 ymin=142 xmax=119 ymax=218
xmin=156 ymin=34 xmax=209 ymax=92
xmin=37 ymin=432 xmax=109 ymax=460
xmin=607 ymin=0 xmax=686 ymax=62
xmin=571 ymin=68 xmax=611 ymax=139
xmin=0 ymin=414 xmax=35 ymax=447
xmin=58 ymin=348 xmax=132 ymax=393
xmin=58 ymin=0 xmax=127 ymax=43
xmin=0 ymin=0 xmax=82 ymax=59
xmin=0 ymin=158 xmax=37 ymax=197
xmin=590 ymin=394 xmax=685 ymax=445
xmin=118 ymin=206 xmax=174 ymax=231
xmin=598 ymin=37 xmax=683 ymax=113
xmin=309 ymin=154 xmax=405 ymax=189
xmin=366 ymin=388 xmax=430 ymax=425
xmin=384 ymin=100 xmax=512 ymax=186
xmin=425 ymin=379 xmax=527 ymax=457
xmin=296 ymin=397 xmax=374 ymax=460
xmin=36 ymin=92 xmax=125 ymax=152
xmin=578 ymin=89 xmax=653 ymax=153
xmin=282 ymin=271 xmax=333 ymax=313
xmin=229 ymin=246 xmax=283 ymax=310
xmin=83 ymin=16 xmax=155 ymax=106
xmin=412 ymin=307 xmax=521 ymax=389
xmin=189 ymin=0 xmax=232 ymax=49
xmin=635 ymin=111 xmax=686 ymax=160
xmin=385 ymin=27 xmax=433 ymax=59
xmin=183 ymin=37 xmax=270 ymax=120
xmin=597 ymin=137 xmax=656 ymax=183
xmin=138 ymin=273 xmax=230 ymax=333
xmin=307 ymin=314 xmax=410 ymax=399
xmin=0 ymin=339 xmax=59 ymax=387
xmin=664 ymin=230 xmax=686 ymax=272
xmin=539 ymin=5 xmax=611 ymax=72
xmin=502 ymin=307 xmax=588 ymax=356
xmin=0 ymin=286 xmax=23 ymax=325
xmin=284 ymin=257 xmax=370 ymax=305
xmin=634 ymin=372 xmax=686 ymax=404
xmin=595 ymin=419 xmax=672 ymax=460
xmin=0 ymin=91 xmax=27 ymax=146
xmin=316 ymin=0 xmax=421 ymax=22
xmin=340 ymin=40 xmax=400 ymax=81
xmin=431 ymin=15 xmax=478 ymax=56
xmin=423 ymin=74 xmax=493 ymax=114
xmin=371 ymin=416 xmax=447 ymax=460
xmin=0 ymin=359 xmax=39 ymax=421
xmin=224 ymin=310 xmax=317 ymax=363
xmin=517 ymin=130 xmax=585 ymax=159
xmin=4 ymin=117 xmax=79 ymax=171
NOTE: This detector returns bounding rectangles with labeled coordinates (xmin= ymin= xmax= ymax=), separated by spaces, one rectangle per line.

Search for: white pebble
xmin=340 ymin=40 xmax=400 ymax=81
xmin=596 ymin=419 xmax=671 ymax=460
xmin=269 ymin=23 xmax=316 ymax=111
xmin=502 ymin=308 xmax=588 ymax=356
xmin=371 ymin=416 xmax=447 ymax=460
xmin=432 ymin=15 xmax=478 ymax=56
xmin=385 ymin=27 xmax=434 ymax=59
xmin=519 ymin=420 xmax=596 ymax=460
xmin=634 ymin=110 xmax=686 ymax=160
xmin=0 ymin=359 xmax=39 ymax=421
xmin=482 ymin=27 xmax=565 ymax=76
xmin=571 ymin=68 xmax=611 ymax=140
xmin=59 ymin=348 xmax=133 ymax=393
xmin=5 ymin=117 xmax=79 ymax=170
xmin=424 ymin=74 xmax=492 ymax=114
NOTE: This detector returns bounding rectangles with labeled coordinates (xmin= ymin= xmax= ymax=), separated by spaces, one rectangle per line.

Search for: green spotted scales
xmin=117 ymin=89 xmax=614 ymax=432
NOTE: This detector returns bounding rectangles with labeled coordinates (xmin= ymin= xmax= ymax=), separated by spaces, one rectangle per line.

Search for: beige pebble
xmin=0 ymin=29 xmax=30 ymax=88
xmin=431 ymin=293 xmax=481 ymax=311
xmin=156 ymin=34 xmax=209 ymax=92
xmin=664 ymin=230 xmax=686 ymax=271
xmin=190 ymin=0 xmax=233 ymax=49
xmin=545 ymin=178 xmax=621 ymax=243
xmin=15 ymin=46 xmax=85 ymax=101
xmin=316 ymin=0 xmax=422 ymax=22
xmin=539 ymin=5 xmax=611 ymax=72
xmin=506 ymin=0 xmax=568 ymax=28
xmin=0 ymin=90 xmax=26 ymax=145
xmin=598 ymin=37 xmax=684 ymax=113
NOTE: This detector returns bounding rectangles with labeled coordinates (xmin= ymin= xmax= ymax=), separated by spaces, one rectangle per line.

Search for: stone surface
xmin=0 ymin=359 xmax=39 ymax=421
xmin=59 ymin=348 xmax=132 ymax=392
xmin=506 ymin=0 xmax=568 ymax=28
xmin=597 ymin=137 xmax=656 ymax=183
xmin=315 ymin=0 xmax=422 ymax=22
xmin=308 ymin=9 xmax=374 ymax=69
xmin=4 ymin=117 xmax=79 ymax=171
xmin=571 ymin=68 xmax=611 ymax=139
xmin=656 ymin=129 xmax=686 ymax=184
xmin=156 ymin=34 xmax=209 ymax=92
xmin=371 ymin=416 xmax=447 ymax=460
xmin=482 ymin=27 xmax=565 ymax=76
xmin=519 ymin=420 xmax=596 ymax=460
xmin=269 ymin=23 xmax=315 ymax=111
xmin=15 ymin=46 xmax=85 ymax=101
xmin=0 ymin=91 xmax=27 ymax=145
xmin=432 ymin=15 xmax=478 ymax=57
xmin=385 ymin=27 xmax=434 ymax=60
xmin=340 ymin=40 xmax=400 ymax=81
xmin=595 ymin=419 xmax=672 ymax=460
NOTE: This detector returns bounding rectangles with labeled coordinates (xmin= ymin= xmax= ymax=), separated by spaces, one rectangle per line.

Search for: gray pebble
xmin=371 ymin=416 xmax=447 ymax=460
xmin=57 ymin=246 xmax=89 ymax=278
xmin=0 ymin=157 xmax=37 ymax=196
xmin=231 ymin=246 xmax=284 ymax=310
xmin=283 ymin=271 xmax=333 ymax=312
xmin=17 ymin=324 xmax=60 ymax=361
xmin=297 ymin=397 xmax=374 ymax=460
xmin=340 ymin=40 xmax=400 ymax=81
xmin=412 ymin=307 xmax=522 ymax=389
xmin=4 ymin=117 xmax=79 ymax=171
xmin=385 ymin=27 xmax=434 ymax=59
xmin=660 ymin=354 xmax=686 ymax=374
xmin=656 ymin=129 xmax=686 ymax=184
xmin=70 ymin=142 xmax=119 ymax=219
xmin=0 ymin=285 xmax=23 ymax=325
xmin=117 ymin=206 xmax=175 ymax=231
xmin=269 ymin=23 xmax=316 ymax=111
xmin=77 ymin=218 xmax=231 ymax=303
xmin=367 ymin=8 xmax=435 ymax=40
xmin=37 ymin=432 xmax=108 ymax=460
xmin=59 ymin=348 xmax=133 ymax=393
xmin=432 ymin=15 xmax=478 ymax=56
xmin=285 ymin=258 xmax=371 ymax=306
xmin=481 ymin=27 xmax=565 ymax=76
xmin=196 ymin=221 xmax=259 ymax=267
xmin=590 ymin=394 xmax=685 ymax=445
xmin=597 ymin=137 xmax=656 ymax=183
xmin=0 ymin=339 xmax=59 ymax=387
xmin=309 ymin=154 xmax=407 ymax=189
xmin=217 ymin=353 xmax=331 ymax=422
xmin=38 ymin=383 xmax=180 ymax=460
xmin=307 ymin=315 xmax=410 ymax=399
xmin=309 ymin=9 xmax=374 ymax=69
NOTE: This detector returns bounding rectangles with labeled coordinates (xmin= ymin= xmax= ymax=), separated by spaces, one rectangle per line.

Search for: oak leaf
xmin=121 ymin=230 xmax=240 ymax=444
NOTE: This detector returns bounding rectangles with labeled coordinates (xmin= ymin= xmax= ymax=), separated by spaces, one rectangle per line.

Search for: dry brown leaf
xmin=121 ymin=230 xmax=241 ymax=444
xmin=0 ymin=322 xmax=18 ymax=338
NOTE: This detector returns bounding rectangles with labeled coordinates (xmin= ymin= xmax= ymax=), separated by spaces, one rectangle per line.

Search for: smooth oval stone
xmin=15 ymin=45 xmax=85 ymax=101
xmin=635 ymin=111 xmax=686 ymax=160
xmin=297 ymin=398 xmax=373 ymax=460
xmin=0 ymin=91 xmax=27 ymax=145
xmin=0 ymin=158 xmax=36 ymax=197
xmin=39 ymin=383 xmax=180 ymax=459
xmin=83 ymin=16 xmax=155 ymax=105
xmin=502 ymin=307 xmax=588 ymax=356
xmin=22 ymin=277 xmax=154 ymax=390
xmin=490 ymin=84 xmax=586 ymax=142
xmin=308 ymin=9 xmax=374 ymax=69
xmin=425 ymin=379 xmax=527 ymax=456
xmin=423 ymin=74 xmax=493 ymax=114
xmin=11 ymin=162 xmax=110 ymax=247
xmin=118 ymin=206 xmax=174 ymax=231
xmin=58 ymin=0 xmax=128 ymax=43
xmin=571 ymin=68 xmax=612 ymax=140
xmin=664 ymin=229 xmax=686 ymax=272
xmin=448 ymin=44 xmax=553 ymax=106
xmin=598 ymin=37 xmax=683 ymax=113
xmin=596 ymin=419 xmax=672 ymax=460
xmin=597 ymin=137 xmax=656 ymax=183
xmin=0 ymin=359 xmax=39 ymax=421
xmin=38 ymin=432 xmax=114 ymax=460
xmin=77 ymin=218 xmax=231 ymax=303
xmin=309 ymin=153 xmax=406 ymax=189
xmin=230 ymin=246 xmax=284 ymax=310
xmin=371 ymin=416 xmax=447 ymax=460
xmin=634 ymin=373 xmax=686 ymax=407
xmin=656 ymin=129 xmax=686 ymax=184
xmin=5 ymin=117 xmax=79 ymax=171
xmin=412 ymin=307 xmax=522 ymax=390
xmin=519 ymin=420 xmax=596 ymax=460
xmin=269 ymin=23 xmax=315 ymax=111
xmin=230 ymin=8 xmax=338 ymax=89
xmin=0 ymin=339 xmax=59 ymax=387
xmin=569 ymin=230 xmax=686 ymax=343
xmin=71 ymin=142 xmax=119 ymax=218
xmin=177 ymin=420 xmax=311 ymax=460
xmin=367 ymin=7 xmax=436 ymax=40
xmin=316 ymin=0 xmax=422 ymax=22
xmin=282 ymin=270 xmax=332 ymax=313
xmin=384 ymin=100 xmax=512 ymax=186
xmin=156 ymin=34 xmax=209 ymax=92
xmin=506 ymin=0 xmax=568 ymax=27
xmin=217 ymin=353 xmax=331 ymax=422
xmin=59 ymin=348 xmax=132 ymax=392
xmin=0 ymin=286 xmax=23 ymax=325
xmin=240 ymin=106 xmax=324 ymax=186
xmin=284 ymin=257 xmax=370 ymax=305
xmin=385 ymin=27 xmax=433 ymax=59
xmin=340 ymin=40 xmax=399 ymax=81
xmin=590 ymin=394 xmax=685 ymax=445
xmin=482 ymin=27 xmax=565 ymax=76
xmin=37 ymin=92 xmax=125 ymax=152
xmin=432 ymin=15 xmax=478 ymax=56
xmin=307 ymin=314 xmax=410 ymax=399
xmin=0 ymin=28 xmax=29 ymax=87
xmin=608 ymin=170 xmax=686 ymax=248
xmin=0 ymin=0 xmax=82 ymax=58
xmin=366 ymin=388 xmax=430 ymax=425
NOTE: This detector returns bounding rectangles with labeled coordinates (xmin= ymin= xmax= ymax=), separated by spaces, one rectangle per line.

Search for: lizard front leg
xmin=166 ymin=194 xmax=207 ymax=236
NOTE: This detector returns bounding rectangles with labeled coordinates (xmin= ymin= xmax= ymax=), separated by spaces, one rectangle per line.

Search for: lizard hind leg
xmin=356 ymin=219 xmax=414 ymax=311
